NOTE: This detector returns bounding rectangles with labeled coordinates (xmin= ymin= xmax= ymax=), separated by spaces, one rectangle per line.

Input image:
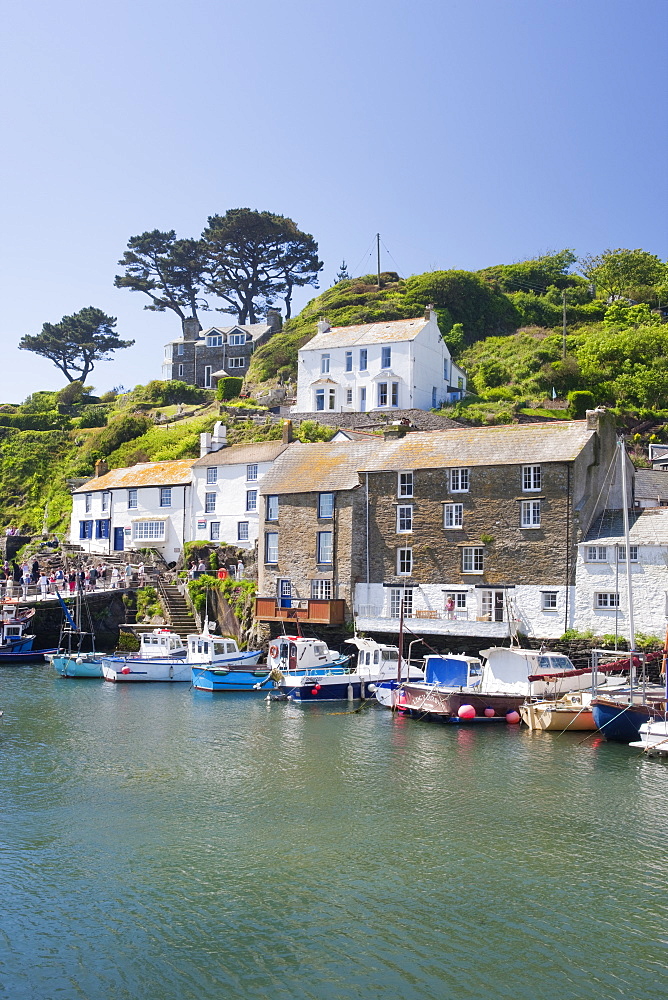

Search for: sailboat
xmin=52 ymin=591 xmax=104 ymax=677
xmin=590 ymin=440 xmax=667 ymax=740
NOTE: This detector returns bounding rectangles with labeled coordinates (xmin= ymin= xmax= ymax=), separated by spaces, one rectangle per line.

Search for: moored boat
xmin=629 ymin=718 xmax=668 ymax=755
xmin=520 ymin=691 xmax=597 ymax=732
xmin=400 ymin=647 xmax=601 ymax=723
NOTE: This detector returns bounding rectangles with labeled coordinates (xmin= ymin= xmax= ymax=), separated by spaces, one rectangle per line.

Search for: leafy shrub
xmin=78 ymin=405 xmax=108 ymax=428
xmin=296 ymin=420 xmax=335 ymax=442
xmin=217 ymin=377 xmax=244 ymax=401
xmin=116 ymin=631 xmax=140 ymax=652
xmin=94 ymin=414 xmax=152 ymax=457
xmin=567 ymin=391 xmax=595 ymax=418
xmin=132 ymin=380 xmax=208 ymax=406
xmin=136 ymin=586 xmax=161 ymax=620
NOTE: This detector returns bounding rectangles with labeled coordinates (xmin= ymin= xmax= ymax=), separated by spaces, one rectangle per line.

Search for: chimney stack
xmin=95 ymin=459 xmax=108 ymax=477
xmin=424 ymin=303 xmax=436 ymax=321
xmin=182 ymin=317 xmax=201 ymax=342
xmin=266 ymin=308 xmax=282 ymax=333
xmin=200 ymin=423 xmax=227 ymax=457
xmin=317 ymin=317 xmax=331 ymax=335
xmin=282 ymin=419 xmax=293 ymax=444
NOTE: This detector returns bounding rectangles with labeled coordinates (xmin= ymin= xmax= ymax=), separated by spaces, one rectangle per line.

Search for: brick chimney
xmin=182 ymin=317 xmax=201 ymax=342
xmin=282 ymin=419 xmax=293 ymax=444
xmin=95 ymin=459 xmax=108 ymax=477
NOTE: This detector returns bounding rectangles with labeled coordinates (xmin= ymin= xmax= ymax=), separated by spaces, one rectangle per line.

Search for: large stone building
xmin=255 ymin=411 xmax=633 ymax=639
xmin=161 ymin=312 xmax=281 ymax=389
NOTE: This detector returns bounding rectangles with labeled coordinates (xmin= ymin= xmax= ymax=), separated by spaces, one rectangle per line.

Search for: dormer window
xmin=206 ymin=334 xmax=224 ymax=347
xmin=229 ymin=333 xmax=246 ymax=345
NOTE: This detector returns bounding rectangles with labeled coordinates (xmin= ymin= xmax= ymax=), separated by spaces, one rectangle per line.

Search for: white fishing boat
xmin=629 ymin=719 xmax=668 ymax=755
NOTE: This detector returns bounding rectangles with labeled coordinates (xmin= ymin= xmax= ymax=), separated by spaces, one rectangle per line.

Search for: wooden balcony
xmin=254 ymin=597 xmax=346 ymax=625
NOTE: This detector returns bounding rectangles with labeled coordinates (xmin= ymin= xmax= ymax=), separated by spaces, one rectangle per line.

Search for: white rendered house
xmin=292 ymin=306 xmax=466 ymax=414
xmin=190 ymin=438 xmax=290 ymax=548
xmin=572 ymin=507 xmax=668 ymax=639
xmin=69 ymin=460 xmax=195 ymax=559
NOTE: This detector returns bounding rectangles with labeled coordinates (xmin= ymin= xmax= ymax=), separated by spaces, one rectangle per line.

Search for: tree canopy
xmin=202 ymin=209 xmax=322 ymax=322
xmin=579 ymin=248 xmax=666 ymax=302
xmin=114 ymin=230 xmax=209 ymax=334
xmin=19 ymin=307 xmax=133 ymax=383
xmin=116 ymin=210 xmax=323 ymax=330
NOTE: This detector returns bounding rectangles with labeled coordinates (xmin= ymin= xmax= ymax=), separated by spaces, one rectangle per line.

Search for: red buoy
xmin=458 ymin=704 xmax=476 ymax=720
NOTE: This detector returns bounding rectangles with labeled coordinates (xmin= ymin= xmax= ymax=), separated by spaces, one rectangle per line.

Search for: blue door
xmin=279 ymin=579 xmax=291 ymax=608
xmin=114 ymin=527 xmax=125 ymax=551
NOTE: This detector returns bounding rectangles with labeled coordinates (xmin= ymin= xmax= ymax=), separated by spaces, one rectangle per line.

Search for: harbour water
xmin=1 ymin=666 xmax=666 ymax=1000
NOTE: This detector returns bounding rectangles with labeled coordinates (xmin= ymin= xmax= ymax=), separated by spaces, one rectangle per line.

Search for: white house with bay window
xmin=292 ymin=306 xmax=467 ymax=414
xmin=69 ymin=459 xmax=195 ymax=559
xmin=190 ymin=441 xmax=290 ymax=549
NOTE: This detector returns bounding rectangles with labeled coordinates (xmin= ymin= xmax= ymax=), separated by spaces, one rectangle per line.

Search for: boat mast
xmin=619 ymin=438 xmax=635 ymax=696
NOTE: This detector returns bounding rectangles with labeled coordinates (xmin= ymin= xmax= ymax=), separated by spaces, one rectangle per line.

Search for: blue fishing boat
xmin=0 ymin=603 xmax=50 ymax=660
xmin=591 ymin=691 xmax=666 ymax=742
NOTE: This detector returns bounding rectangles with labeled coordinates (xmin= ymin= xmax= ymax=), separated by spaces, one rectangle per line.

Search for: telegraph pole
xmin=376 ymin=233 xmax=381 ymax=289
xmin=562 ymin=290 xmax=567 ymax=359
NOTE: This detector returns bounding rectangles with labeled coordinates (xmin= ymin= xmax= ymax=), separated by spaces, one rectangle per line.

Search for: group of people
xmin=187 ymin=559 xmax=243 ymax=581
xmin=0 ymin=558 xmax=145 ymax=600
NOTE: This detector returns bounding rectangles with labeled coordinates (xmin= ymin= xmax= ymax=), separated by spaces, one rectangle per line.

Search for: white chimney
xmin=200 ymin=423 xmax=227 ymax=457
xmin=199 ymin=432 xmax=212 ymax=458
xmin=317 ymin=318 xmax=331 ymax=335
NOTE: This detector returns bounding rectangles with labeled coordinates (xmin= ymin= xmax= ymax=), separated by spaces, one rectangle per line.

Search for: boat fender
xmin=506 ymin=710 xmax=521 ymax=725
xmin=169 ymin=664 xmax=174 ymax=680
xmin=269 ymin=644 xmax=279 ymax=658
xmin=311 ymin=684 xmax=321 ymax=695
xmin=121 ymin=666 xmax=131 ymax=674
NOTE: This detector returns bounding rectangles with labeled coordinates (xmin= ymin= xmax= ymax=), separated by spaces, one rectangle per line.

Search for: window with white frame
xmin=523 ymin=465 xmax=542 ymax=491
xmin=321 ymin=353 xmax=330 ymax=374
xmin=237 ymin=521 xmax=249 ymax=541
xmin=265 ymin=532 xmax=278 ymax=563
xmin=177 ymin=343 xmax=184 ymax=356
xmin=595 ymin=592 xmax=620 ymax=608
xmin=444 ymin=503 xmax=463 ymax=528
xmin=346 ymin=388 xmax=353 ymax=404
xmin=318 ymin=493 xmax=334 ymax=518
xmin=206 ymin=467 xmax=217 ymax=484
xmin=204 ymin=366 xmax=212 ymax=388
xmin=398 ymin=471 xmax=413 ymax=498
xmin=397 ymin=505 xmax=413 ymax=533
xmin=345 ymin=351 xmax=353 ymax=372
xmin=586 ymin=546 xmax=607 ymax=562
xmin=84 ymin=493 xmax=92 ymax=513
xmin=315 ymin=388 xmax=325 ymax=411
xmin=159 ymin=488 xmax=172 ymax=507
xmin=228 ymin=357 xmax=245 ymax=368
xmin=205 ymin=492 xmax=216 ymax=513
xmin=246 ymin=490 xmax=257 ymax=512
xmin=462 ymin=547 xmax=484 ymax=573
xmin=178 ymin=364 xmax=184 ymax=377
xmin=443 ymin=358 xmax=449 ymax=381
xmin=317 ymin=531 xmax=333 ymax=564
xmin=128 ymin=488 xmax=137 ymax=509
xmin=79 ymin=520 xmax=93 ymax=539
xmin=101 ymin=491 xmax=110 ymax=512
xmin=247 ymin=464 xmax=258 ymax=481
xmin=391 ymin=383 xmax=399 ymax=407
xmin=359 ymin=349 xmax=368 ymax=371
xmin=450 ymin=468 xmax=470 ymax=493
xmin=521 ymin=500 xmax=541 ymax=528
xmin=311 ymin=579 xmax=332 ymax=600
xmin=542 ymin=591 xmax=558 ymax=610
xmin=210 ymin=521 xmax=220 ymax=541
xmin=266 ymin=495 xmax=278 ymax=521
xmin=397 ymin=547 xmax=413 ymax=575
xmin=445 ymin=591 xmax=467 ymax=611
xmin=377 ymin=383 xmax=388 ymax=407
xmin=617 ymin=545 xmax=638 ymax=561
xmin=207 ymin=334 xmax=223 ymax=347
xmin=390 ymin=587 xmax=413 ymax=617
xmin=133 ymin=521 xmax=166 ymax=541
xmin=229 ymin=333 xmax=246 ymax=345
xmin=381 ymin=346 xmax=391 ymax=368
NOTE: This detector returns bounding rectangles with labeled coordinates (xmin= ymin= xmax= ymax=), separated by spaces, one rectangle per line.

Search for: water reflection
xmin=0 ymin=670 xmax=666 ymax=1000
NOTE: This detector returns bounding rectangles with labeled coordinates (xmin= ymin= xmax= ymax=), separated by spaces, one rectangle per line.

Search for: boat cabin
xmin=268 ymin=635 xmax=341 ymax=672
xmin=478 ymin=647 xmax=581 ymax=696
xmin=187 ymin=635 xmax=240 ymax=661
xmin=138 ymin=630 xmax=187 ymax=658
xmin=423 ymin=655 xmax=482 ymax=688
xmin=346 ymin=637 xmax=399 ymax=670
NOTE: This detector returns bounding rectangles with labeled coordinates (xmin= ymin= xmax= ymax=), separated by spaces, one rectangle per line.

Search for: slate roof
xmin=192 ymin=442 xmax=290 ymax=468
xmin=261 ymin=421 xmax=596 ymax=495
xmin=303 ymin=317 xmax=429 ymax=352
xmin=584 ymin=507 xmax=668 ymax=546
xmin=166 ymin=322 xmax=272 ymax=345
xmin=73 ymin=460 xmax=196 ymax=493
xmin=634 ymin=469 xmax=668 ymax=503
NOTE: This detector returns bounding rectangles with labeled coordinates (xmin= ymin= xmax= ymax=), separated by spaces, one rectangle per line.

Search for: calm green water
xmin=0 ymin=666 xmax=666 ymax=1000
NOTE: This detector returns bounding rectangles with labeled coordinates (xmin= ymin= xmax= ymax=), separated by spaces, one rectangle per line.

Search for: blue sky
xmin=1 ymin=0 xmax=665 ymax=399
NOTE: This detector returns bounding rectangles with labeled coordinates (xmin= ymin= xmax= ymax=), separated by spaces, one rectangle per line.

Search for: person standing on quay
xmin=125 ymin=562 xmax=133 ymax=588
xmin=38 ymin=573 xmax=49 ymax=601
xmin=110 ymin=566 xmax=120 ymax=589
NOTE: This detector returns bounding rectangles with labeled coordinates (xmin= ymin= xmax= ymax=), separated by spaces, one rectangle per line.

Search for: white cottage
xmin=574 ymin=507 xmax=668 ymax=638
xmin=292 ymin=306 xmax=466 ymax=414
xmin=69 ymin=459 xmax=195 ymax=559
xmin=190 ymin=440 xmax=290 ymax=548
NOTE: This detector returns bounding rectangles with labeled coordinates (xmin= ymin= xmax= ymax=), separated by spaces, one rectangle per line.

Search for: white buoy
xmin=347 ymin=684 xmax=354 ymax=702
